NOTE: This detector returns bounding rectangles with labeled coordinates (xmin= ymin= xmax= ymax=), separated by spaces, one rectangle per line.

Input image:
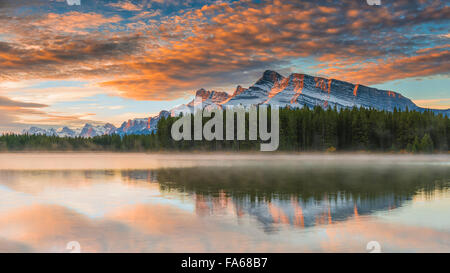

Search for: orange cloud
xmin=317 ymin=46 xmax=450 ymax=85
xmin=31 ymin=12 xmax=122 ymax=34
xmin=95 ymin=1 xmax=450 ymax=100
xmin=0 ymin=0 xmax=448 ymax=101
xmin=108 ymin=2 xmax=143 ymax=11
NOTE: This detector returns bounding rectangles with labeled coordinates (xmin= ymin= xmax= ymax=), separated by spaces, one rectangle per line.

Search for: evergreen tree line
xmin=0 ymin=106 xmax=448 ymax=153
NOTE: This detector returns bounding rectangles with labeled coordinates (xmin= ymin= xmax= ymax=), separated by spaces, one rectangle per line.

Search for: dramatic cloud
xmin=7 ymin=0 xmax=447 ymax=132
xmin=101 ymin=0 xmax=449 ymax=99
xmin=0 ymin=0 xmax=448 ymax=103
xmin=317 ymin=45 xmax=450 ymax=85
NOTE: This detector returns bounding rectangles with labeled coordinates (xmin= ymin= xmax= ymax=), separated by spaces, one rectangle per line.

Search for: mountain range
xmin=24 ymin=111 xmax=170 ymax=137
xmin=23 ymin=70 xmax=449 ymax=137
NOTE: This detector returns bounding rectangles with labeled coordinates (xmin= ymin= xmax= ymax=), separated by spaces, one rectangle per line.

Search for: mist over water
xmin=0 ymin=153 xmax=449 ymax=252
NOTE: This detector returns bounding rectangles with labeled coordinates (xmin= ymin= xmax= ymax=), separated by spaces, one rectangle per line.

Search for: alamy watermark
xmin=171 ymin=98 xmax=280 ymax=152
xmin=366 ymin=0 xmax=381 ymax=5
xmin=66 ymin=241 xmax=81 ymax=253
xmin=366 ymin=241 xmax=382 ymax=253
xmin=66 ymin=0 xmax=81 ymax=5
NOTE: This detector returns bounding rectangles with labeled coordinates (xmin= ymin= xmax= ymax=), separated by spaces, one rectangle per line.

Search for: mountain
xmin=171 ymin=89 xmax=230 ymax=116
xmin=79 ymin=123 xmax=116 ymax=138
xmin=56 ymin=126 xmax=79 ymax=137
xmin=259 ymin=71 xmax=418 ymax=111
xmin=225 ymin=70 xmax=284 ymax=107
xmin=22 ymin=70 xmax=449 ymax=137
xmin=23 ymin=124 xmax=114 ymax=138
xmin=115 ymin=110 xmax=170 ymax=135
xmin=173 ymin=70 xmax=449 ymax=116
xmin=23 ymin=111 xmax=170 ymax=137
xmin=222 ymin=70 xmax=448 ymax=115
xmin=24 ymin=127 xmax=54 ymax=136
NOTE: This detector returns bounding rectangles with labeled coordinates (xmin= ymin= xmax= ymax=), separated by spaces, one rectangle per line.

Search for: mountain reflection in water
xmin=120 ymin=165 xmax=449 ymax=232
xmin=0 ymin=156 xmax=449 ymax=252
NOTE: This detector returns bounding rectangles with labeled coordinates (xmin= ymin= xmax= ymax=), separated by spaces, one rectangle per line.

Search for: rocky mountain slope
xmin=181 ymin=70 xmax=448 ymax=115
xmin=23 ymin=70 xmax=449 ymax=137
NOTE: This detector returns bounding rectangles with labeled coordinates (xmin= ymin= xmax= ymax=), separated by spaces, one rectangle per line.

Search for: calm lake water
xmin=0 ymin=153 xmax=449 ymax=253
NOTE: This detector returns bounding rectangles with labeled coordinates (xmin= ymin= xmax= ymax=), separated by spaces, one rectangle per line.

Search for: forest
xmin=0 ymin=106 xmax=448 ymax=153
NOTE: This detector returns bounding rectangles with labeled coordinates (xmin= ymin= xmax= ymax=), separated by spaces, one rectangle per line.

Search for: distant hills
xmin=23 ymin=111 xmax=169 ymax=137
xmin=23 ymin=70 xmax=449 ymax=137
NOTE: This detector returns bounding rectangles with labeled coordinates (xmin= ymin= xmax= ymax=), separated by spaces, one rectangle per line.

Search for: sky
xmin=0 ymin=0 xmax=448 ymax=132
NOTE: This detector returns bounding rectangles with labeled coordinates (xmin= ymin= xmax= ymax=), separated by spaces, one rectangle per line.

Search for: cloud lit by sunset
xmin=0 ymin=0 xmax=448 ymax=132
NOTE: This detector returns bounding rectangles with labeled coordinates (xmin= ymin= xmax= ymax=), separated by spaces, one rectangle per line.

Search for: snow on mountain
xmin=56 ymin=127 xmax=79 ymax=137
xmin=194 ymin=88 xmax=230 ymax=104
xmin=22 ymin=70 xmax=449 ymax=137
xmin=171 ymin=89 xmax=230 ymax=116
xmin=176 ymin=70 xmax=449 ymax=116
xmin=79 ymin=123 xmax=116 ymax=138
xmin=23 ymin=127 xmax=53 ymax=136
xmin=261 ymin=72 xmax=419 ymax=111
xmin=23 ymin=123 xmax=116 ymax=138
xmin=223 ymin=70 xmax=421 ymax=111
xmin=232 ymin=85 xmax=247 ymax=97
xmin=23 ymin=111 xmax=171 ymax=137
xmin=225 ymin=70 xmax=284 ymax=107
xmin=115 ymin=110 xmax=170 ymax=135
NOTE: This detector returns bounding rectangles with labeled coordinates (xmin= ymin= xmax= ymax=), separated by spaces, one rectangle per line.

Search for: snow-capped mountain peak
xmin=115 ymin=110 xmax=170 ymax=135
xmin=79 ymin=123 xmax=116 ymax=138
xmin=256 ymin=70 xmax=284 ymax=86
xmin=232 ymin=85 xmax=247 ymax=97
xmin=22 ymin=70 xmax=449 ymax=137
xmin=56 ymin=126 xmax=78 ymax=137
xmin=186 ymin=89 xmax=230 ymax=106
xmin=171 ymin=89 xmax=231 ymax=116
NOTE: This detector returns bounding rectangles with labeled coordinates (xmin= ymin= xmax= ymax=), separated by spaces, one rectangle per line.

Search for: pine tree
xmin=1 ymin=107 xmax=448 ymax=152
xmin=420 ymin=133 xmax=434 ymax=153
xmin=411 ymin=136 xmax=420 ymax=153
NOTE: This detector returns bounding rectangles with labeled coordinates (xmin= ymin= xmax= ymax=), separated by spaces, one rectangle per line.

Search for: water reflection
xmin=122 ymin=165 xmax=449 ymax=232
xmin=0 ymin=157 xmax=449 ymax=252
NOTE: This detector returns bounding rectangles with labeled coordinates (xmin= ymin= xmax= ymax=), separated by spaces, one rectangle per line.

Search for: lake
xmin=0 ymin=153 xmax=449 ymax=253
